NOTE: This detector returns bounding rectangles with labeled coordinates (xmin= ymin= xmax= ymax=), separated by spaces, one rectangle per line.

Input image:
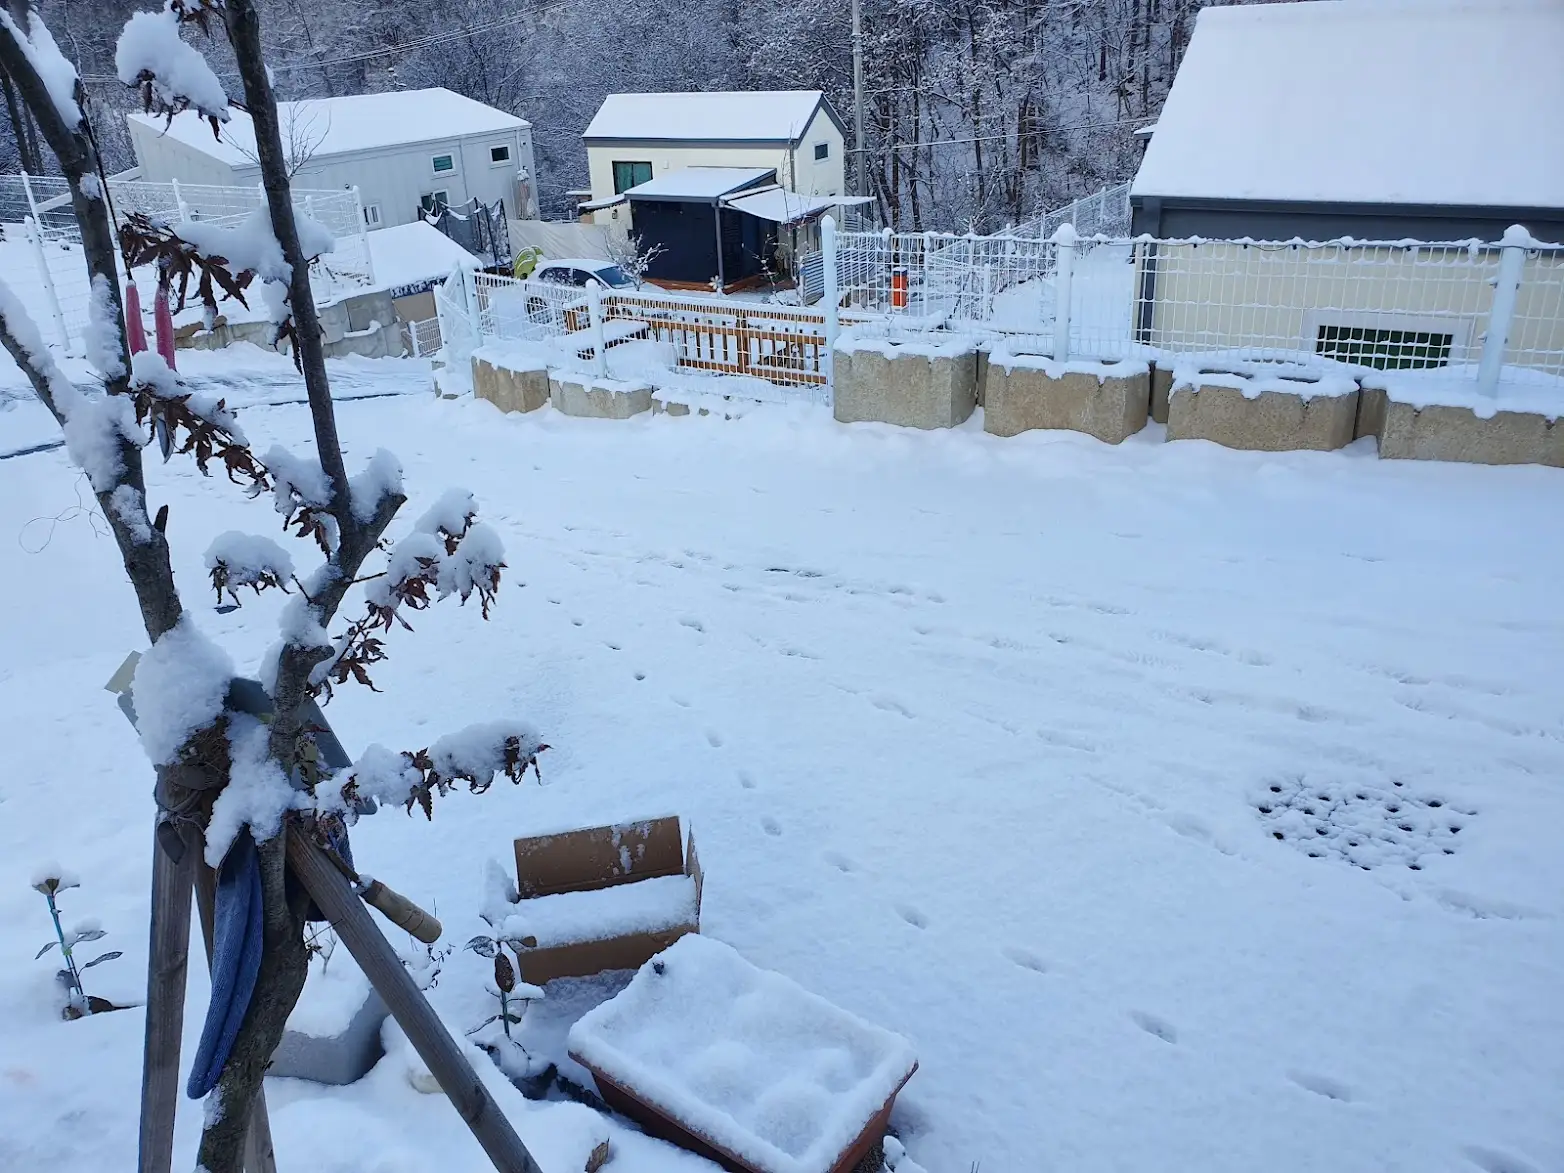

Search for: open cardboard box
xmin=503 ymin=816 xmax=703 ymax=984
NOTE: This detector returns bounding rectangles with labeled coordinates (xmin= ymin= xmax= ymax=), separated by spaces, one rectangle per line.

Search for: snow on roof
xmin=625 ymin=167 xmax=775 ymax=201
xmin=364 ymin=221 xmax=479 ymax=294
xmin=723 ymin=189 xmax=872 ymax=224
xmin=1132 ymin=0 xmax=1564 ymax=209
xmin=128 ymin=88 xmax=528 ymax=166
xmin=583 ymin=91 xmax=827 ymax=143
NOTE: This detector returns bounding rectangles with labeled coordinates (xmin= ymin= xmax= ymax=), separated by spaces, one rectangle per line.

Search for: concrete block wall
xmin=984 ymin=353 xmax=1150 ymax=444
xmin=1166 ymin=366 xmax=1359 ymax=452
xmin=833 ymin=334 xmax=978 ymax=429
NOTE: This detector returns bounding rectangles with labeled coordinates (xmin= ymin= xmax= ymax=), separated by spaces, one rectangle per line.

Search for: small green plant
xmin=464 ymin=924 xmax=541 ymax=1042
xmin=32 ymin=871 xmax=122 ymax=1019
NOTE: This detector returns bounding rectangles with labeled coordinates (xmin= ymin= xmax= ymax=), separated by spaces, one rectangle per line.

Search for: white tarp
xmin=508 ymin=219 xmax=626 ymax=262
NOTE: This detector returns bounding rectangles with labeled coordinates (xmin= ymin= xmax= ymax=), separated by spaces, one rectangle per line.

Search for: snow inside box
xmin=568 ymin=934 xmax=918 ymax=1173
xmin=493 ymin=816 xmax=703 ymax=984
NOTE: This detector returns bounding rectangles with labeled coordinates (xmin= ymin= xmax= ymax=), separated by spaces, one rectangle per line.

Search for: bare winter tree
xmin=604 ymin=229 xmax=665 ymax=288
xmin=0 ymin=2 xmax=540 ymax=1171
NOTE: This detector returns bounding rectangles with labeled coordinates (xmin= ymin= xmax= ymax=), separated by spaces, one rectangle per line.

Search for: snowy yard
xmin=2 ymin=349 xmax=1563 ymax=1172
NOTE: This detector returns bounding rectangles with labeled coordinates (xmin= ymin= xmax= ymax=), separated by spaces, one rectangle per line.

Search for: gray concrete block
xmin=1377 ymin=401 xmax=1564 ymax=467
xmin=1167 ymin=373 xmax=1359 ymax=452
xmin=269 ymin=989 xmax=388 ymax=1086
xmin=317 ymin=300 xmax=351 ymax=345
xmin=983 ymin=358 xmax=1150 ymax=445
xmin=324 ymin=322 xmax=401 ymax=360
xmin=833 ymin=337 xmax=977 ymax=430
xmin=474 ymin=356 xmax=550 ymax=413
xmin=344 ymin=289 xmax=396 ymax=335
xmin=550 ymin=375 xmax=653 ymax=419
xmin=1355 ymin=383 xmax=1388 ymax=443
xmin=1150 ymin=364 xmax=1173 ymax=425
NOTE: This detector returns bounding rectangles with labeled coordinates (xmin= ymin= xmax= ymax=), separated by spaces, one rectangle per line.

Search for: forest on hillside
xmin=2 ymin=0 xmax=1265 ymax=231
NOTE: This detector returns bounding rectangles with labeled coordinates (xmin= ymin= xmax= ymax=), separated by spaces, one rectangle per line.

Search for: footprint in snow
xmin=671 ymin=695 xmax=692 ymax=708
xmin=633 ymin=671 xmax=646 ymax=682
xmin=679 ymin=616 xmax=706 ymax=633
xmin=705 ymin=730 xmax=724 ymax=748
xmin=823 ymin=850 xmax=857 ymax=873
xmin=737 ymin=771 xmax=757 ymax=790
xmin=1463 ymin=1147 xmax=1541 ymax=1173
xmin=896 ymin=904 xmax=929 ymax=930
xmin=1002 ymin=946 xmax=1047 ymax=974
xmin=760 ymin=817 xmax=782 ymax=837
xmin=870 ymin=695 xmax=914 ymax=718
xmin=1287 ymin=1070 xmax=1353 ymax=1102
xmin=1129 ymin=1011 xmax=1178 ymax=1044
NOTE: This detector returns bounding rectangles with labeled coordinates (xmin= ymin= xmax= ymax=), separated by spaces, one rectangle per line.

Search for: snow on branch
xmin=116 ymin=1 xmax=230 ymax=131
xmin=0 ymin=8 xmax=84 ymax=130
xmin=263 ymin=445 xmax=338 ymax=554
xmin=84 ymin=275 xmax=126 ymax=381
xmin=205 ymin=713 xmax=308 ymax=866
xmin=130 ymin=616 xmax=235 ymax=767
xmin=304 ymin=492 xmax=507 ymax=702
xmin=204 ymin=531 xmax=294 ymax=604
xmin=348 ymin=449 xmax=405 ymax=526
xmin=329 ymin=721 xmax=547 ymax=821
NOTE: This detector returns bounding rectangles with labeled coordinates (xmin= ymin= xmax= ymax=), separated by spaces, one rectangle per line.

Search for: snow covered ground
xmin=2 ymin=351 xmax=1563 ymax=1173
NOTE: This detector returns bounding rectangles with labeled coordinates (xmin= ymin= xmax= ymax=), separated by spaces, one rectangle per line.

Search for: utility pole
xmin=850 ymin=0 xmax=866 ymax=198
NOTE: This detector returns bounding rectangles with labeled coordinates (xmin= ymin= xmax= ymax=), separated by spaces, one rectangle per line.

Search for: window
xmin=1315 ymin=324 xmax=1454 ymax=370
xmin=813 ymin=141 xmax=830 ymax=161
xmin=419 ymin=191 xmax=450 ymax=216
xmin=362 ymin=203 xmax=382 ymax=227
xmin=490 ymin=144 xmax=511 ymax=164
xmin=431 ymin=153 xmax=455 ymax=174
xmin=612 ymin=160 xmax=653 ymax=194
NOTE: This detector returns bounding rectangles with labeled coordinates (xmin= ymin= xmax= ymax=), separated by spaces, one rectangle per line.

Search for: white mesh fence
xmin=823 ymin=229 xmax=1564 ymax=389
xmin=0 ymin=173 xmax=373 ymax=351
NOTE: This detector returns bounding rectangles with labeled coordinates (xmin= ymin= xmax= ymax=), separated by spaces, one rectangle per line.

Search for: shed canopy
xmin=722 ymin=189 xmax=872 ymax=224
xmin=584 ymin=92 xmax=828 ymax=144
xmin=1131 ymin=0 xmax=1564 ymax=209
xmin=624 ymin=167 xmax=774 ymax=203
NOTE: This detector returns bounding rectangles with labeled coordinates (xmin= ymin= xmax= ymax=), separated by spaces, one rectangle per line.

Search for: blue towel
xmin=187 ymin=830 xmax=264 ymax=1099
xmin=186 ymin=823 xmax=354 ymax=1099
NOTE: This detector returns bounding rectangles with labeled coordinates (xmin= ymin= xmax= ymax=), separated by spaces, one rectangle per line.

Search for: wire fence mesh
xmin=0 ymin=173 xmax=373 ymax=351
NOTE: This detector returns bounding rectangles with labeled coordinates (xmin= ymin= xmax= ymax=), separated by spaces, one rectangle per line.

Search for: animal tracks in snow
xmin=1287 ymin=1070 xmax=1354 ymax=1103
xmin=896 ymin=904 xmax=929 ymax=930
xmin=1002 ymin=947 xmax=1047 ymax=974
xmin=1463 ymin=1146 xmax=1541 ymax=1173
xmin=1129 ymin=1010 xmax=1178 ymax=1044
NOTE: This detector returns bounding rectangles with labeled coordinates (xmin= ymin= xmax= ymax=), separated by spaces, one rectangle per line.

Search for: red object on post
xmin=124 ymin=281 xmax=148 ymax=355
xmin=891 ymin=269 xmax=909 ymax=310
xmin=153 ymin=284 xmax=176 ymax=371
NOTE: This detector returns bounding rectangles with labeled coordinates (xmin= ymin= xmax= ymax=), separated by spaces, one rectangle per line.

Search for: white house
xmin=579 ymin=91 xmax=848 ymax=225
xmin=127 ymin=88 xmax=539 ymax=230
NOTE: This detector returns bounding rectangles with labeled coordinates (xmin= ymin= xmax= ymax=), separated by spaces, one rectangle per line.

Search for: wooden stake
xmin=286 ymin=834 xmax=544 ymax=1173
xmin=138 ymin=824 xmax=195 ymax=1173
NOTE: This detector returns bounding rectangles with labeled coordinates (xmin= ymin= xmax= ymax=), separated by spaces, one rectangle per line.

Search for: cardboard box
xmin=504 ymin=816 xmax=702 ymax=984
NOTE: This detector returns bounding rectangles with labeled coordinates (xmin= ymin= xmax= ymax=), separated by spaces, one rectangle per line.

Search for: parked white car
xmin=533 ymin=258 xmax=637 ymax=290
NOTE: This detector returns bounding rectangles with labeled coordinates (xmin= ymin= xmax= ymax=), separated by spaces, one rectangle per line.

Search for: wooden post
xmin=286 ymin=834 xmax=544 ymax=1173
xmin=139 ymin=825 xmax=196 ymax=1173
xmin=735 ymin=313 xmax=749 ymax=373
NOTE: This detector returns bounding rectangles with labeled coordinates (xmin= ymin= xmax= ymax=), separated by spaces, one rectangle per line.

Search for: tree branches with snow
xmin=2 ymin=3 xmax=543 ymax=1170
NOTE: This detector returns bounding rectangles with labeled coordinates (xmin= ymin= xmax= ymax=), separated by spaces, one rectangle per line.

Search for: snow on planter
xmin=1166 ymin=360 xmax=1359 ymax=452
xmin=489 ymin=816 xmax=704 ymax=983
xmin=568 ymin=934 xmax=917 ymax=1173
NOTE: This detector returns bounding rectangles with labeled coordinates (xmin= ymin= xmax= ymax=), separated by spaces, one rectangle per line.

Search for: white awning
xmin=722 ymin=189 xmax=873 ymax=224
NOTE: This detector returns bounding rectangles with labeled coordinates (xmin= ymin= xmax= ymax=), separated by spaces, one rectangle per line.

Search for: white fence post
xmin=1477 ymin=224 xmax=1530 ymax=398
xmin=1051 ymin=223 xmax=1077 ymax=360
xmin=20 ymin=171 xmax=41 ymax=222
xmin=822 ymin=215 xmax=839 ymax=391
xmin=353 ymin=186 xmax=376 ymax=286
xmin=462 ymin=265 xmax=481 ymax=339
xmin=588 ymin=284 xmax=608 ymax=379
xmin=171 ymin=177 xmax=190 ymax=222
xmin=26 ymin=217 xmax=70 ymax=351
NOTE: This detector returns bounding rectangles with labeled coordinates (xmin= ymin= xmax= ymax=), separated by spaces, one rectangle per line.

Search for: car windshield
xmin=593 ymin=265 xmax=634 ymax=287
